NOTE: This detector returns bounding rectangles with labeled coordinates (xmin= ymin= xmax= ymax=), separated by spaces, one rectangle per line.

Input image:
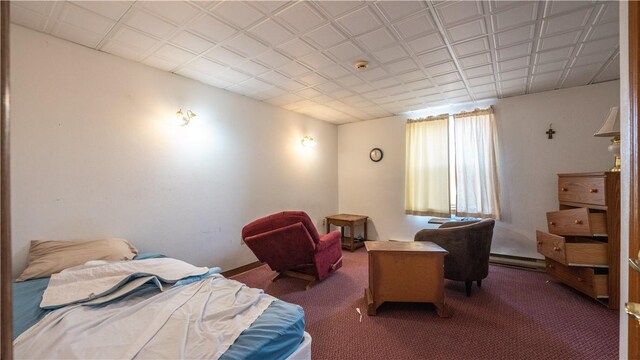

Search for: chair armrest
xmin=317 ymin=231 xmax=341 ymax=252
xmin=243 ymin=222 xmax=316 ymax=271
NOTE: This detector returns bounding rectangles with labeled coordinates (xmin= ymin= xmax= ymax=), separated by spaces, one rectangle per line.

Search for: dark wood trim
xmin=220 ymin=261 xmax=263 ymax=278
xmin=1 ymin=2 xmax=12 ymax=359
xmin=629 ymin=1 xmax=640 ymax=359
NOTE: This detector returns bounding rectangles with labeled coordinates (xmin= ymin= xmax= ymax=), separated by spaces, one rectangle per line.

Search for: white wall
xmin=10 ymin=25 xmax=338 ymax=276
xmin=338 ymin=80 xmax=619 ymax=259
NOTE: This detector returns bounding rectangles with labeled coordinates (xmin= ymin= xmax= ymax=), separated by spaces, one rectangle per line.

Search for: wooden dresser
xmin=536 ymin=172 xmax=620 ymax=309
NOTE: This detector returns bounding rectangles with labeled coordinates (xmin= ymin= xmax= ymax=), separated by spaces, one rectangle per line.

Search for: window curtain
xmin=453 ymin=107 xmax=500 ymax=219
xmin=405 ymin=114 xmax=450 ymax=217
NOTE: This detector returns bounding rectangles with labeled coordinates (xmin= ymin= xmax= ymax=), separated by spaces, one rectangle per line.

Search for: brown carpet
xmin=232 ymin=247 xmax=618 ymax=360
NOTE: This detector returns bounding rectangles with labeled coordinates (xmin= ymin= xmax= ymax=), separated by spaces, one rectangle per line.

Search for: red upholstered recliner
xmin=242 ymin=211 xmax=343 ymax=289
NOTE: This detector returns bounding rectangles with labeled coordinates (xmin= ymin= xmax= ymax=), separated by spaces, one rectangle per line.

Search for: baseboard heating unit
xmin=489 ymin=254 xmax=546 ymax=271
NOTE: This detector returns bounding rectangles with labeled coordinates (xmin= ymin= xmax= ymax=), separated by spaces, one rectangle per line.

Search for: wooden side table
xmin=364 ymin=240 xmax=451 ymax=317
xmin=325 ymin=214 xmax=367 ymax=252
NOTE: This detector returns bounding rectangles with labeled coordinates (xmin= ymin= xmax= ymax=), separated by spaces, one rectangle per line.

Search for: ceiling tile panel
xmin=542 ymin=7 xmax=593 ymax=36
xmin=593 ymin=56 xmax=619 ymax=83
xmin=234 ymin=60 xmax=270 ymax=76
xmin=14 ymin=1 xmax=55 ymax=17
xmin=578 ymin=37 xmax=619 ymax=55
xmin=387 ymin=58 xmax=419 ymax=74
xmin=587 ymin=22 xmax=619 ymax=41
xmin=536 ymin=46 xmax=574 ymax=64
xmin=465 ymin=64 xmax=494 ymax=78
xmin=225 ymin=34 xmax=268 ymax=57
xmin=276 ymin=2 xmax=325 ymax=34
xmin=102 ymin=40 xmax=147 ymax=62
xmin=433 ymin=72 xmax=461 ymax=85
xmin=212 ymin=1 xmax=264 ymax=28
xmin=314 ymin=1 xmax=364 ymax=18
xmin=563 ymin=63 xmax=601 ymax=87
xmin=248 ymin=20 xmax=295 ymax=47
xmin=436 ymin=1 xmax=484 ymax=26
xmin=188 ymin=14 xmax=236 ymax=43
xmin=277 ymin=61 xmax=312 ymax=78
xmin=468 ymin=75 xmax=495 ymax=86
xmin=452 ymin=37 xmax=490 ymax=57
xmin=277 ymin=38 xmax=316 ymax=58
xmin=533 ymin=60 xmax=567 ymax=74
xmin=154 ymin=44 xmax=196 ymax=64
xmin=598 ymin=1 xmax=619 ymax=23
xmin=326 ymin=41 xmax=363 ymax=62
xmin=357 ymin=27 xmax=397 ymax=52
xmin=375 ymin=1 xmax=426 ymax=22
xmin=545 ymin=1 xmax=592 ymax=17
xmin=372 ymin=45 xmax=409 ymax=64
xmin=498 ymin=56 xmax=530 ymax=71
xmin=125 ymin=9 xmax=176 ymax=38
xmin=71 ymin=1 xmax=130 ymax=21
xmin=52 ymin=23 xmax=104 ymax=48
xmin=170 ymin=31 xmax=214 ymax=54
xmin=426 ymin=62 xmax=457 ymax=76
xmin=499 ymin=67 xmax=529 ymax=80
xmin=459 ymin=52 xmax=492 ymax=68
xmin=497 ymin=42 xmax=532 ymax=61
xmin=493 ymin=2 xmax=537 ymax=31
xmin=59 ymin=2 xmax=115 ymax=35
xmin=494 ymin=25 xmax=535 ymax=47
xmin=143 ymin=56 xmax=180 ymax=72
xmin=304 ymin=24 xmax=346 ymax=49
xmin=142 ymin=1 xmax=200 ymax=25
xmin=205 ymin=47 xmax=246 ymax=66
xmin=407 ymin=32 xmax=446 ymax=54
xmin=573 ymin=52 xmax=611 ymax=67
xmin=112 ymin=27 xmax=158 ymax=52
xmin=417 ymin=48 xmax=452 ymax=66
xmin=393 ymin=13 xmax=437 ymax=40
xmin=297 ymin=72 xmax=329 ymax=86
xmin=446 ymin=18 xmax=487 ymax=43
xmin=539 ymin=30 xmax=582 ymax=51
xmin=336 ymin=7 xmax=382 ymax=36
xmin=254 ymin=49 xmax=291 ymax=68
xmin=10 ymin=4 xmax=49 ymax=31
xmin=298 ymin=52 xmax=335 ymax=70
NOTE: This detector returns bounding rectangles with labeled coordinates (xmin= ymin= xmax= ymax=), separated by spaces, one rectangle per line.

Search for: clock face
xmin=370 ymin=148 xmax=383 ymax=162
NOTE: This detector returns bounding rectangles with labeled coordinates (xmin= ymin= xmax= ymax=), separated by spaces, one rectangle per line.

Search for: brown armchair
xmin=242 ymin=211 xmax=343 ymax=289
xmin=414 ymin=219 xmax=495 ymax=296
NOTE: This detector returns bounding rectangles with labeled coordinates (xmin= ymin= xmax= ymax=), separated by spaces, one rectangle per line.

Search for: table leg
xmin=364 ymin=219 xmax=368 ymax=242
xmin=365 ymin=288 xmax=377 ymax=315
xmin=434 ymin=301 xmax=452 ymax=318
xmin=349 ymin=223 xmax=355 ymax=251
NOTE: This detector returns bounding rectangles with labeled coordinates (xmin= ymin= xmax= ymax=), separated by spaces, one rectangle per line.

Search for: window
xmin=405 ymin=107 xmax=500 ymax=219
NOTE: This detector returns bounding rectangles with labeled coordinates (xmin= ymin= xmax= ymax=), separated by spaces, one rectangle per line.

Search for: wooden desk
xmin=364 ymin=241 xmax=450 ymax=317
xmin=326 ymin=214 xmax=367 ymax=252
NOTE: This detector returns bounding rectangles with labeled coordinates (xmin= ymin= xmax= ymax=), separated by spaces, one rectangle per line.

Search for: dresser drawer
xmin=536 ymin=231 xmax=608 ymax=266
xmin=558 ymin=175 xmax=605 ymax=206
xmin=546 ymin=208 xmax=607 ymax=236
xmin=545 ymin=258 xmax=608 ymax=298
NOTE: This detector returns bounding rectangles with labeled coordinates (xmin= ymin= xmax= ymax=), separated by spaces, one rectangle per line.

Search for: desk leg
xmin=349 ymin=223 xmax=355 ymax=251
xmin=365 ymin=288 xmax=378 ymax=315
xmin=434 ymin=301 xmax=452 ymax=318
xmin=364 ymin=220 xmax=368 ymax=242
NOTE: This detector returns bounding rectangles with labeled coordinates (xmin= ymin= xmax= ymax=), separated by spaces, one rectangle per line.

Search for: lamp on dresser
xmin=594 ymin=106 xmax=621 ymax=172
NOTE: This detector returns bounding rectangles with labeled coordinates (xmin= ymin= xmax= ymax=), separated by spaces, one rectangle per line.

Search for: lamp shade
xmin=594 ymin=106 xmax=620 ymax=137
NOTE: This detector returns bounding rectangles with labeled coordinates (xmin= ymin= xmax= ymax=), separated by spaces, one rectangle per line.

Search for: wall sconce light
xmin=176 ymin=109 xmax=196 ymax=126
xmin=594 ymin=106 xmax=620 ymax=172
xmin=301 ymin=135 xmax=317 ymax=147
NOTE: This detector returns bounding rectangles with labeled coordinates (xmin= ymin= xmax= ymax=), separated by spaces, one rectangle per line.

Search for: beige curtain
xmin=453 ymin=107 xmax=500 ymax=219
xmin=405 ymin=114 xmax=450 ymax=217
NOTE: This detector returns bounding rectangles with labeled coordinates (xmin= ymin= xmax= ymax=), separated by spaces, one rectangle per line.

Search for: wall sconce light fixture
xmin=301 ymin=135 xmax=317 ymax=147
xmin=176 ymin=109 xmax=196 ymax=126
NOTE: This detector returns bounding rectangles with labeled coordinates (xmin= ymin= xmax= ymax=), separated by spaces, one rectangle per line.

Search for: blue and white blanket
xmin=14 ymin=258 xmax=275 ymax=359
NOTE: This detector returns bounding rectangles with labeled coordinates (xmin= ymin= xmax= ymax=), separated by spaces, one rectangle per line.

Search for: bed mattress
xmin=13 ymin=272 xmax=304 ymax=360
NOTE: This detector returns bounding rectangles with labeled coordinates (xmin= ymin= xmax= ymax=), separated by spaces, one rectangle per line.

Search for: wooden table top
xmin=326 ymin=214 xmax=368 ymax=221
xmin=365 ymin=240 xmax=447 ymax=253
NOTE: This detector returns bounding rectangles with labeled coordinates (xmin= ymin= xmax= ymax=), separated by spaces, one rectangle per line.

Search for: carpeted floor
xmin=231 ymin=247 xmax=618 ymax=360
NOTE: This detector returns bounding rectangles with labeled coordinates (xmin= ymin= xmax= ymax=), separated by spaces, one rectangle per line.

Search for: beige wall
xmin=338 ymin=80 xmax=619 ymax=259
xmin=10 ymin=25 xmax=339 ymax=275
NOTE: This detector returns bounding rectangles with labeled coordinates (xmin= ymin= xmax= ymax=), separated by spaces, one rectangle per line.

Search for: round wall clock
xmin=369 ymin=148 xmax=383 ymax=162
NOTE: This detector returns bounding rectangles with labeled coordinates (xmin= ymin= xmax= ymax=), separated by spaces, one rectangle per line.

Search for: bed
xmin=12 ymin=240 xmax=311 ymax=360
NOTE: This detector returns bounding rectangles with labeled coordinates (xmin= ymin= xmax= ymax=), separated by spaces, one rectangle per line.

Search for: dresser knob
xmin=577 ymin=277 xmax=584 ymax=282
xmin=553 ymin=247 xmax=561 ymax=251
xmin=589 ymin=188 xmax=598 ymax=193
xmin=537 ymin=241 xmax=542 ymax=246
xmin=549 ymin=221 xmax=556 ymax=226
xmin=548 ymin=264 xmax=555 ymax=269
xmin=574 ymin=219 xmax=583 ymax=225
xmin=560 ymin=187 xmax=568 ymax=192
